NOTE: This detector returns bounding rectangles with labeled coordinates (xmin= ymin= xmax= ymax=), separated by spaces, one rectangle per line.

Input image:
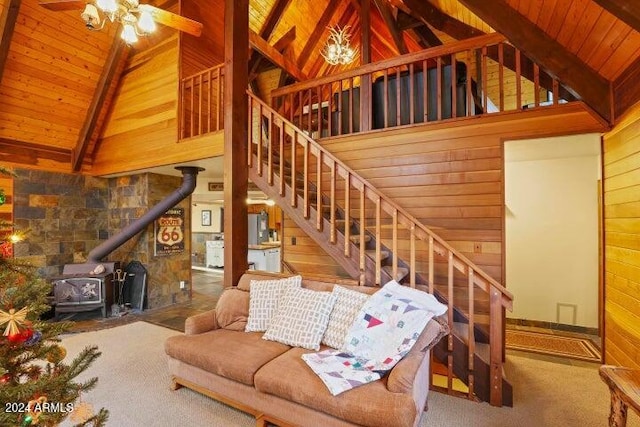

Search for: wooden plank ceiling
xmin=0 ymin=0 xmax=639 ymax=172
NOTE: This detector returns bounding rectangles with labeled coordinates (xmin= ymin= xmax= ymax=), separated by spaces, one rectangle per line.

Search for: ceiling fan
xmin=38 ymin=0 xmax=203 ymax=44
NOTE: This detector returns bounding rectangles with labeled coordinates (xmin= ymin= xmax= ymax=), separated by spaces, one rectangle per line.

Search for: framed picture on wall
xmin=201 ymin=210 xmax=212 ymax=226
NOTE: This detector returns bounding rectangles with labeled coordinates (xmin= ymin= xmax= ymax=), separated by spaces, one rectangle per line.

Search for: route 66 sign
xmin=155 ymin=207 xmax=185 ymax=255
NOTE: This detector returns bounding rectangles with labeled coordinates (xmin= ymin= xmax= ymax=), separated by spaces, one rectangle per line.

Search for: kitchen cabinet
xmin=248 ymin=246 xmax=281 ymax=272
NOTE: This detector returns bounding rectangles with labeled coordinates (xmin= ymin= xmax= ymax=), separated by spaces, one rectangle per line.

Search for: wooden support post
xmin=223 ymin=0 xmax=249 ymax=288
xmin=359 ymin=0 xmax=372 ymax=132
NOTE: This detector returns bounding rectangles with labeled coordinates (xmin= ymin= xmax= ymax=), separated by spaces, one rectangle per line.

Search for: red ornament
xmin=20 ymin=328 xmax=33 ymax=341
xmin=7 ymin=330 xmax=27 ymax=344
xmin=0 ymin=373 xmax=10 ymax=384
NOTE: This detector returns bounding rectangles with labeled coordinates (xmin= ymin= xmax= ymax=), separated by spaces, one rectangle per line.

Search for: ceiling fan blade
xmin=38 ymin=0 xmax=86 ymax=11
xmin=143 ymin=5 xmax=203 ymax=37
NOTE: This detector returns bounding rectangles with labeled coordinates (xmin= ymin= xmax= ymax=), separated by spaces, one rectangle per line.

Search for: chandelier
xmin=81 ymin=0 xmax=157 ymax=44
xmin=321 ymin=25 xmax=358 ymax=65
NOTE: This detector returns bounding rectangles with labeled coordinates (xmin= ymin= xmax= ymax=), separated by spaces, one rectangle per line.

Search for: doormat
xmin=505 ymin=329 xmax=601 ymax=363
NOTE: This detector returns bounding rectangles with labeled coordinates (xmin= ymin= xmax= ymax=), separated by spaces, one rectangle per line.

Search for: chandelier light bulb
xmin=82 ymin=0 xmax=158 ymax=43
xmin=121 ymin=23 xmax=139 ymax=44
xmin=137 ymin=9 xmax=156 ymax=34
xmin=321 ymin=25 xmax=358 ymax=66
xmin=96 ymin=0 xmax=118 ymax=14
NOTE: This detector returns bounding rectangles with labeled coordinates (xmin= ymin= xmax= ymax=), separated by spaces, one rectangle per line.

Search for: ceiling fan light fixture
xmin=137 ymin=9 xmax=156 ymax=34
xmin=121 ymin=22 xmax=138 ymax=44
xmin=81 ymin=4 xmax=103 ymax=30
xmin=96 ymin=0 xmax=118 ymax=14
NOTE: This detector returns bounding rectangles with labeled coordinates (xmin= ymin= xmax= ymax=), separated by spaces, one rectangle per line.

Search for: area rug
xmin=55 ymin=321 xmax=634 ymax=427
xmin=505 ymin=329 xmax=601 ymax=362
xmin=59 ymin=321 xmax=254 ymax=426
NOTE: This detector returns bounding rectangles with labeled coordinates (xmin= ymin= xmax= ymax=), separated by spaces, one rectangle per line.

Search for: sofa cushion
xmin=263 ymin=287 xmax=337 ymax=350
xmin=245 ymin=275 xmax=302 ymax=332
xmin=254 ymin=347 xmax=418 ymax=427
xmin=216 ymin=288 xmax=249 ymax=331
xmin=321 ymin=285 xmax=370 ymax=349
xmin=165 ymin=330 xmax=290 ymax=386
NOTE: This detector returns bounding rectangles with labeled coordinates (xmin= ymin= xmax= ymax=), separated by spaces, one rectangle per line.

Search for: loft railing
xmin=247 ymin=90 xmax=514 ymax=406
xmin=179 ymin=64 xmax=224 ymax=140
xmin=271 ymin=33 xmax=573 ymax=138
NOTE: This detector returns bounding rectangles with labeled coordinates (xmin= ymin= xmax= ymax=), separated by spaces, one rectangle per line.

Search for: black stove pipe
xmin=87 ymin=166 xmax=204 ymax=263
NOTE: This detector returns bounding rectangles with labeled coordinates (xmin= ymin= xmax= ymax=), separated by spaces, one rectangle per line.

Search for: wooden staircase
xmin=246 ymin=91 xmax=514 ymax=406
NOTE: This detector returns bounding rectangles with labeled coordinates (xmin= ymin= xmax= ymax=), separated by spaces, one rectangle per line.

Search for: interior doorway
xmin=504 ymin=134 xmax=602 ymax=335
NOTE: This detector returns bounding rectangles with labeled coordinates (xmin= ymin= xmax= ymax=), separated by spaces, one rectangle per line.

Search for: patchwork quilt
xmin=302 ymin=280 xmax=447 ymax=395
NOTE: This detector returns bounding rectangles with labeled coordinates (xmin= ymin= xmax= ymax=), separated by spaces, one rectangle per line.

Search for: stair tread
xmin=349 ymin=234 xmax=371 ymax=244
xmin=365 ymin=249 xmax=390 ymax=260
xmin=381 ymin=265 xmax=409 ymax=281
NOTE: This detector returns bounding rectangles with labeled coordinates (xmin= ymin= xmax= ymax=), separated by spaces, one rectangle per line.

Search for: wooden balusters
xmin=330 ymin=161 xmax=336 ymax=244
xmin=436 ymin=57 xmax=443 ymax=121
xmin=410 ymin=223 xmax=416 ymax=287
xmin=303 ymin=139 xmax=309 ymax=218
xmin=247 ymin=95 xmax=253 ymax=168
xmin=534 ymin=63 xmax=540 ymax=107
xmin=268 ymin=110 xmax=274 ymax=185
xmin=515 ymin=49 xmax=522 ymax=111
xmin=392 ymin=209 xmax=398 ymax=280
xmin=375 ymin=196 xmax=381 ymax=285
xmin=290 ymin=133 xmax=297 ymax=207
xmin=409 ymin=63 xmax=415 ymax=124
xmin=279 ymin=122 xmax=285 ymax=196
xmin=359 ymin=187 xmax=365 ymax=285
xmin=344 ymin=173 xmax=351 ymax=257
xmin=257 ymin=102 xmax=263 ymax=176
xmin=428 ymin=236 xmax=434 ymax=294
xmin=316 ymin=151 xmax=323 ymax=231
xmin=451 ymin=54 xmax=457 ymax=118
xmin=468 ymin=268 xmax=476 ymax=400
xmin=498 ymin=43 xmax=504 ymax=112
xmin=447 ymin=250 xmax=455 ymax=393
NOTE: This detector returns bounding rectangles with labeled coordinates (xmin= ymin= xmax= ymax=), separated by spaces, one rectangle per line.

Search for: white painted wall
xmin=192 ymin=203 xmax=223 ymax=233
xmin=505 ymin=134 xmax=601 ymax=328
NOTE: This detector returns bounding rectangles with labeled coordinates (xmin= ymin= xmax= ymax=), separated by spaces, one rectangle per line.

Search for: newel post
xmin=489 ymin=286 xmax=504 ymax=406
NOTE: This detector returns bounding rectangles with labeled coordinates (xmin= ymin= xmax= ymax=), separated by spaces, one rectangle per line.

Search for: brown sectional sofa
xmin=164 ymin=272 xmax=448 ymax=427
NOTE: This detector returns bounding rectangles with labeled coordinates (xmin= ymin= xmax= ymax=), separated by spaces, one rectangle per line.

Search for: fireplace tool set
xmin=111 ymin=268 xmax=130 ymax=317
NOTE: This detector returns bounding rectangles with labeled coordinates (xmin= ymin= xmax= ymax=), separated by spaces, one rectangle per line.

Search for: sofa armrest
xmin=184 ymin=309 xmax=219 ymax=335
xmin=387 ymin=316 xmax=449 ymax=394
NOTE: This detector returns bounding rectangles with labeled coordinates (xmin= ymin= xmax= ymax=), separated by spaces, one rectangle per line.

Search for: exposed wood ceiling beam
xmin=72 ymin=39 xmax=130 ymax=171
xmin=360 ymin=0 xmax=371 ymax=64
xmin=458 ymin=0 xmax=612 ymax=123
xmin=397 ymin=11 xmax=442 ymax=47
xmin=249 ymin=27 xmax=296 ymax=79
xmin=392 ymin=0 xmax=483 ymax=40
xmin=248 ymin=0 xmax=293 ymax=92
xmin=297 ymin=0 xmax=341 ymax=70
xmin=0 ymin=138 xmax=70 ymax=164
xmin=613 ymin=54 xmax=640 ymax=120
xmin=260 ymin=0 xmax=293 ymax=39
xmin=373 ymin=0 xmax=408 ymax=54
xmin=0 ymin=0 xmax=21 ymax=85
xmin=592 ymin=0 xmax=640 ymax=33
xmin=249 ymin=30 xmax=307 ymax=81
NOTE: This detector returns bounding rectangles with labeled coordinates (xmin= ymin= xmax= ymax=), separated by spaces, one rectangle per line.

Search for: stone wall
xmin=13 ymin=170 xmax=191 ymax=310
xmin=12 ymin=170 xmax=109 ymax=278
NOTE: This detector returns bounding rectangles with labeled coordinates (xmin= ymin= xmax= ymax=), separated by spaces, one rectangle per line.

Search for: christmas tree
xmin=0 ymin=167 xmax=108 ymax=426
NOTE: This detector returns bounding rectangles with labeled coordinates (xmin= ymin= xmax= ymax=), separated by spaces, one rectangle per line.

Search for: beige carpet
xmin=505 ymin=329 xmax=601 ymax=362
xmin=59 ymin=322 xmax=639 ymax=427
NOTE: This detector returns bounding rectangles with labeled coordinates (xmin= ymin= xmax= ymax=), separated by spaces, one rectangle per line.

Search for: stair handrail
xmin=271 ymin=33 xmax=506 ymax=98
xmin=248 ymin=90 xmax=513 ymax=308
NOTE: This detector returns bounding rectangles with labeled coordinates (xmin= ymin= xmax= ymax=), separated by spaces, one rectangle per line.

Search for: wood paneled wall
xmin=91 ymin=34 xmax=224 ymax=176
xmin=0 ymin=173 xmax=13 ymax=232
xmin=603 ymin=103 xmax=640 ymax=368
xmin=283 ymin=103 xmax=606 ymax=282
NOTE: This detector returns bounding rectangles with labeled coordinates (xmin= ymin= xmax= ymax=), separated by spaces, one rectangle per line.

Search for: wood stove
xmin=52 ymin=262 xmax=118 ymax=318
